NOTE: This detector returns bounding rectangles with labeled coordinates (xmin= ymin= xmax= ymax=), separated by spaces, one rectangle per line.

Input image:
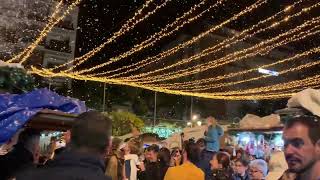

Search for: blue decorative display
xmin=0 ymin=88 xmax=87 ymax=144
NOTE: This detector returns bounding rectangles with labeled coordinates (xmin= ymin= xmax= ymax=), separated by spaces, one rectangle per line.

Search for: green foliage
xmin=0 ymin=67 xmax=35 ymax=93
xmin=106 ymin=111 xmax=145 ymax=136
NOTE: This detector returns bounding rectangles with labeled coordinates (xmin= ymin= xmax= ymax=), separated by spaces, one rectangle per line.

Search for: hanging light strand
xmin=17 ymin=0 xmax=82 ymax=64
xmin=205 ymin=74 xmax=320 ymax=96
xmin=114 ymin=0 xmax=319 ymax=80
xmin=53 ymin=0 xmax=171 ymax=71
xmin=71 ymin=0 xmax=228 ymax=74
xmin=28 ymin=66 xmax=317 ymax=100
xmin=5 ymin=0 xmax=65 ymax=63
xmin=157 ymin=46 xmax=320 ymax=89
xmin=75 ymin=0 xmax=267 ymax=76
xmin=126 ymin=16 xmax=320 ymax=83
xmin=187 ymin=53 xmax=320 ymax=92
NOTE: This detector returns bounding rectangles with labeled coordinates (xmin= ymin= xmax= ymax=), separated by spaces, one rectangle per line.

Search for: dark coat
xmin=209 ymin=168 xmax=233 ymax=180
xmin=232 ymin=172 xmax=250 ymax=180
xmin=16 ymin=150 xmax=111 ymax=180
xmin=0 ymin=143 xmax=34 ymax=180
xmin=196 ymin=150 xmax=215 ymax=180
xmin=138 ymin=161 xmax=163 ymax=180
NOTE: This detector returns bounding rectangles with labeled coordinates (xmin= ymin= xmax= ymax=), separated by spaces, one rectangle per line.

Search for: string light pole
xmin=153 ymin=92 xmax=157 ymax=126
xmin=102 ymin=83 xmax=107 ymax=112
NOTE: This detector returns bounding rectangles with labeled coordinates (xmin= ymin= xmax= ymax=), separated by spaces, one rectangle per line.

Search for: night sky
xmin=69 ymin=0 xmax=320 ymax=121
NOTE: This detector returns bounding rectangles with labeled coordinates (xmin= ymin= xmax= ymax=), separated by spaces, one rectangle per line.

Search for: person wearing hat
xmin=276 ymin=89 xmax=320 ymax=180
xmin=249 ymin=159 xmax=268 ymax=180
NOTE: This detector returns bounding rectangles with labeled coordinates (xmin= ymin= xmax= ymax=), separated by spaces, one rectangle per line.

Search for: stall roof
xmin=25 ymin=109 xmax=77 ymax=131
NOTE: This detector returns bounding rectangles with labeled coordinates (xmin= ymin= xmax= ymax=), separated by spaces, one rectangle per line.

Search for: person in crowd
xmin=265 ymin=151 xmax=288 ymax=180
xmin=249 ymin=159 xmax=268 ymax=180
xmin=209 ymin=151 xmax=233 ymax=180
xmin=0 ymin=129 xmax=40 ymax=179
xmin=248 ymin=154 xmax=256 ymax=161
xmin=138 ymin=144 xmax=161 ymax=180
xmin=233 ymin=158 xmax=250 ymax=180
xmin=144 ymin=147 xmax=152 ymax=163
xmin=196 ymin=138 xmax=215 ymax=180
xmin=146 ymin=144 xmax=159 ymax=163
xmin=16 ymin=111 xmax=112 ymax=180
xmin=123 ymin=138 xmax=142 ymax=180
xmin=234 ymin=149 xmax=244 ymax=161
xmin=164 ymin=140 xmax=204 ymax=180
xmin=204 ymin=117 xmax=224 ymax=152
xmin=231 ymin=149 xmax=245 ymax=173
xmin=105 ymin=137 xmax=124 ymax=180
xmin=170 ymin=147 xmax=182 ymax=167
xmin=279 ymin=113 xmax=320 ymax=180
xmin=158 ymin=147 xmax=171 ymax=180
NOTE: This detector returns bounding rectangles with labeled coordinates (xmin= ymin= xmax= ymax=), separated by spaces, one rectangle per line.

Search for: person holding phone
xmin=204 ymin=117 xmax=224 ymax=152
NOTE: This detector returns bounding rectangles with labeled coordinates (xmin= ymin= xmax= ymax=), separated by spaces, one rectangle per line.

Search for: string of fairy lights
xmin=95 ymin=0 xmax=308 ymax=79
xmin=4 ymin=0 xmax=320 ymax=100
xmin=124 ymin=16 xmax=320 ymax=83
xmin=28 ymin=66 xmax=319 ymax=100
xmin=51 ymin=0 xmax=170 ymax=71
xmin=157 ymin=46 xmax=320 ymax=89
xmin=73 ymin=0 xmax=267 ymax=75
xmin=4 ymin=0 xmax=65 ymax=63
xmin=114 ymin=0 xmax=320 ymax=81
xmin=67 ymin=0 xmax=228 ymax=74
xmin=91 ymin=0 xmax=272 ymax=78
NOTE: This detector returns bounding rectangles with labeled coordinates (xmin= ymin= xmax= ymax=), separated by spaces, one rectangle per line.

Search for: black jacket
xmin=138 ymin=161 xmax=163 ymax=180
xmin=209 ymin=168 xmax=233 ymax=180
xmin=0 ymin=143 xmax=34 ymax=180
xmin=232 ymin=172 xmax=250 ymax=180
xmin=196 ymin=150 xmax=215 ymax=180
xmin=16 ymin=150 xmax=111 ymax=180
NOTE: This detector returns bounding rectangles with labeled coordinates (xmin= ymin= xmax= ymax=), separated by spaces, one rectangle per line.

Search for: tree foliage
xmin=0 ymin=67 xmax=35 ymax=93
xmin=106 ymin=111 xmax=145 ymax=136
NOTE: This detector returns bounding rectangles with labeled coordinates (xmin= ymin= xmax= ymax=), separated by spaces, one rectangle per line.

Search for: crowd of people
xmin=0 ymin=95 xmax=319 ymax=180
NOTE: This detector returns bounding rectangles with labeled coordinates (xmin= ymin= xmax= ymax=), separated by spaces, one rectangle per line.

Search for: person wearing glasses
xmin=249 ymin=159 xmax=268 ymax=180
xmin=276 ymin=89 xmax=320 ymax=180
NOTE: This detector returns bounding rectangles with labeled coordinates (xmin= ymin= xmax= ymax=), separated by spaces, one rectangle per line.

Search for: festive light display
xmin=116 ymin=0 xmax=319 ymax=80
xmin=91 ymin=0 xmax=306 ymax=78
xmin=5 ymin=0 xmax=65 ymax=63
xmin=72 ymin=0 xmax=228 ymax=74
xmin=53 ymin=0 xmax=170 ymax=71
xmin=29 ymin=66 xmax=317 ymax=100
xmin=158 ymin=47 xmax=320 ymax=89
xmin=188 ymin=55 xmax=320 ymax=92
xmin=9 ymin=0 xmax=82 ymax=64
xmin=4 ymin=0 xmax=319 ymax=100
xmin=126 ymin=16 xmax=320 ymax=83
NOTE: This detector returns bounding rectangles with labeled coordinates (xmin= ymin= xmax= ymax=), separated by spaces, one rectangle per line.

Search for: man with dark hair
xmin=146 ymin=144 xmax=159 ymax=162
xmin=280 ymin=116 xmax=320 ymax=180
xmin=196 ymin=138 xmax=215 ymax=180
xmin=276 ymin=89 xmax=320 ymax=180
xmin=0 ymin=129 xmax=40 ymax=179
xmin=139 ymin=144 xmax=161 ymax=180
xmin=17 ymin=111 xmax=112 ymax=180
xmin=164 ymin=140 xmax=204 ymax=180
